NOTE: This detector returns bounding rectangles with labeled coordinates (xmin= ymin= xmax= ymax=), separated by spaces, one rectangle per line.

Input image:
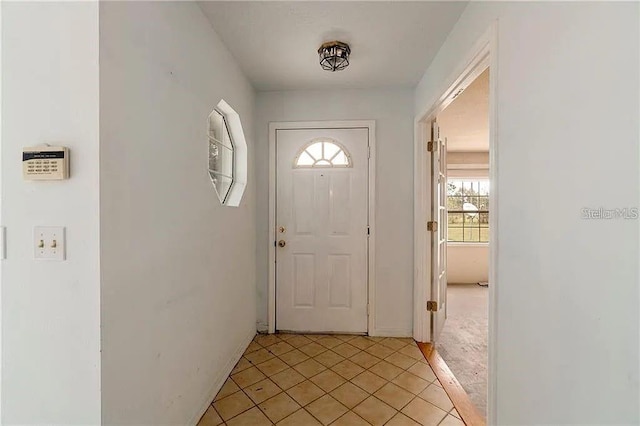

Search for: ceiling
xmin=198 ymin=1 xmax=468 ymax=91
xmin=438 ymin=68 xmax=489 ymax=152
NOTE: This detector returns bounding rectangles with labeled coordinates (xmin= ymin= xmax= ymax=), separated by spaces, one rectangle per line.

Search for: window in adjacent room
xmin=447 ymin=179 xmax=489 ymax=242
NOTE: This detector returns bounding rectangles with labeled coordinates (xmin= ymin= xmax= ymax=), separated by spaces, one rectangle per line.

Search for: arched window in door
xmin=294 ymin=139 xmax=352 ymax=168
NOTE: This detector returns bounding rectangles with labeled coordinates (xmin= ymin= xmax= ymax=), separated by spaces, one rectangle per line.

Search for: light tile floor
xmin=198 ymin=334 xmax=463 ymax=426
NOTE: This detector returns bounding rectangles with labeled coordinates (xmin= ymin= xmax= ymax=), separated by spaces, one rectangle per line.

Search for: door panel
xmin=276 ymin=128 xmax=369 ymax=333
xmin=329 ymin=174 xmax=351 ymax=234
xmin=328 ymin=254 xmax=351 ymax=307
xmin=431 ymin=122 xmax=448 ymax=342
xmin=293 ymin=174 xmax=314 ymax=235
xmin=293 ymin=254 xmax=315 ymax=307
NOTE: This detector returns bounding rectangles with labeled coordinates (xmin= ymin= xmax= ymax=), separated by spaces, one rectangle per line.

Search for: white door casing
xmin=275 ymin=127 xmax=369 ymax=333
xmin=431 ymin=121 xmax=448 ymax=341
xmin=413 ymin=23 xmax=496 ymax=423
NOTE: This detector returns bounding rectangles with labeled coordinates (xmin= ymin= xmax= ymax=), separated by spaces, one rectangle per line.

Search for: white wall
xmin=448 ymin=245 xmax=488 ymax=284
xmin=100 ymin=2 xmax=256 ymax=424
xmin=256 ymin=89 xmax=414 ymax=336
xmin=1 ymin=2 xmax=101 ymax=424
xmin=416 ymin=2 xmax=639 ymax=424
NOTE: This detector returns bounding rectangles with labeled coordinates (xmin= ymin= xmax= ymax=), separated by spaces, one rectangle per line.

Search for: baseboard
xmin=369 ymin=328 xmax=413 ymax=338
xmin=256 ymin=321 xmax=269 ymax=333
xmin=188 ymin=328 xmax=256 ymax=425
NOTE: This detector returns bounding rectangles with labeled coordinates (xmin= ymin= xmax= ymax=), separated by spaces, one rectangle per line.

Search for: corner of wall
xmin=187 ymin=328 xmax=255 ymax=426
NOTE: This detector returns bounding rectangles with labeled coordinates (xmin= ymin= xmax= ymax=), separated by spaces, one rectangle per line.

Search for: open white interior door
xmin=430 ymin=121 xmax=448 ymax=342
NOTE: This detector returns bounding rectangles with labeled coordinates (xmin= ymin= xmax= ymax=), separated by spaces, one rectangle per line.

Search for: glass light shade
xmin=318 ymin=41 xmax=351 ymax=72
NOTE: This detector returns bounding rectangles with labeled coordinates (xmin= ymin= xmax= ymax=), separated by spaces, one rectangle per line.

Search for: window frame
xmin=293 ymin=138 xmax=352 ymax=169
xmin=208 ymin=108 xmax=235 ymax=205
xmin=446 ymin=178 xmax=490 ymax=244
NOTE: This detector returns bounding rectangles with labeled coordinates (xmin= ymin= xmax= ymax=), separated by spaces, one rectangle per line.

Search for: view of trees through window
xmin=447 ymin=179 xmax=489 ymax=242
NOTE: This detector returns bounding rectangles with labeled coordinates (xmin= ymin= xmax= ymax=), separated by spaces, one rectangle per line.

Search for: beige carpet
xmin=436 ymin=283 xmax=488 ymax=418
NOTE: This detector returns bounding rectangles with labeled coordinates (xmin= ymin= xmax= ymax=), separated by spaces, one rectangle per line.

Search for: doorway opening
xmin=413 ymin=25 xmax=497 ymax=426
xmin=435 ymin=68 xmax=490 ymax=418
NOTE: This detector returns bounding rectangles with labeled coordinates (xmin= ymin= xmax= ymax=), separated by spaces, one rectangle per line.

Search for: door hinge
xmin=427 ymin=141 xmax=437 ymax=152
xmin=427 ymin=300 xmax=438 ymax=312
xmin=427 ymin=221 xmax=438 ymax=232
xmin=368 ymin=145 xmax=371 ymax=158
xmin=367 ymin=304 xmax=370 ymax=315
xmin=367 ymin=226 xmax=370 ymax=236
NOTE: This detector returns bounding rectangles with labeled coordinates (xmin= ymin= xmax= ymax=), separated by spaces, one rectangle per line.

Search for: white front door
xmin=276 ymin=127 xmax=369 ymax=333
xmin=430 ymin=121 xmax=448 ymax=341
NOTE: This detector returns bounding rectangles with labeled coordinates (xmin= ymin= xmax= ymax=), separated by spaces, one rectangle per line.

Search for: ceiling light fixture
xmin=318 ymin=41 xmax=351 ymax=72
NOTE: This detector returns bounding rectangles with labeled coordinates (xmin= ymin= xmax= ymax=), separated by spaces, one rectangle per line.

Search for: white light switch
xmin=34 ymin=226 xmax=65 ymax=261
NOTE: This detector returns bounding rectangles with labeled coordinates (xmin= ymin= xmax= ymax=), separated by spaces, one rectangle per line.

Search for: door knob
xmin=278 ymin=240 xmax=286 ymax=248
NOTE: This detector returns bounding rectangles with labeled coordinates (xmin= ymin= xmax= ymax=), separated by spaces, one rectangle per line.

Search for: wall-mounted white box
xmin=34 ymin=226 xmax=66 ymax=261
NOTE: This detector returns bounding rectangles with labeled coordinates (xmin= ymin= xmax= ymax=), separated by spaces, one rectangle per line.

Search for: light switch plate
xmin=34 ymin=226 xmax=65 ymax=261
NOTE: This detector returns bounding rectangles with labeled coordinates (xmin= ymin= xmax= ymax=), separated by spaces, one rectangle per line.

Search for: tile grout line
xmin=231 ymin=336 xmax=327 ymax=425
xmin=418 ymin=341 xmax=482 ymax=426
xmin=273 ymin=335 xmax=370 ymax=424
xmin=272 ymin=336 xmax=437 ymax=424
xmin=285 ymin=336 xmax=434 ymax=424
xmin=205 ymin=334 xmax=457 ymax=426
xmin=219 ymin=338 xmax=273 ymax=424
xmin=238 ymin=338 xmax=287 ymax=425
xmin=265 ymin=335 xmax=339 ymax=425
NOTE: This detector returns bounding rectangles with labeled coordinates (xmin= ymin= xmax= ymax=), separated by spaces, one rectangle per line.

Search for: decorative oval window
xmin=294 ymin=139 xmax=352 ymax=168
xmin=208 ymin=100 xmax=247 ymax=207
xmin=208 ymin=109 xmax=234 ymax=203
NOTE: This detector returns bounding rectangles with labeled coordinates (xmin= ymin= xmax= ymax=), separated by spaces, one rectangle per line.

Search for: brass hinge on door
xmin=427 ymin=300 xmax=438 ymax=312
xmin=427 ymin=221 xmax=438 ymax=232
xmin=427 ymin=141 xmax=437 ymax=152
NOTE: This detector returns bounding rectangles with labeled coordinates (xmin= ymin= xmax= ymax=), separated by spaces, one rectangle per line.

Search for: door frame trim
xmin=413 ymin=22 xmax=498 ymax=424
xmin=268 ymin=120 xmax=377 ymax=335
